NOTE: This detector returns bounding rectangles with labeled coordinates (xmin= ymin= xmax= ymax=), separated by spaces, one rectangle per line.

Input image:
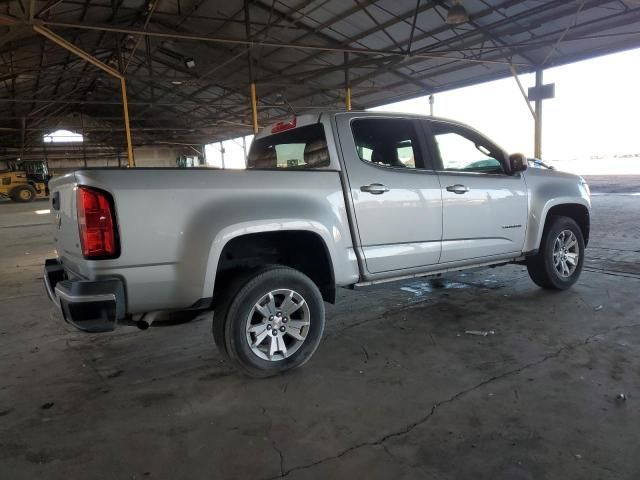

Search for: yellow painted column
xmin=33 ymin=24 xmax=135 ymax=167
xmin=250 ymin=82 xmax=258 ymax=134
xmin=119 ymin=78 xmax=135 ymax=167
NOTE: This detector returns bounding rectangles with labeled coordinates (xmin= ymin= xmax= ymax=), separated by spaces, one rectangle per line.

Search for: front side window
xmin=432 ymin=123 xmax=505 ymax=174
xmin=352 ymin=118 xmax=422 ymax=170
xmin=247 ymin=124 xmax=330 ymax=169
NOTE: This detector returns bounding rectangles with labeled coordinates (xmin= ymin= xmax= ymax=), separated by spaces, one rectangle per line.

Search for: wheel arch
xmin=209 ymin=228 xmax=337 ymax=305
xmin=540 ymin=201 xmax=590 ymax=247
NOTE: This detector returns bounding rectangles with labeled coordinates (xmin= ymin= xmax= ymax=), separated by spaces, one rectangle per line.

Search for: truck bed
xmin=49 ymin=168 xmax=357 ymax=313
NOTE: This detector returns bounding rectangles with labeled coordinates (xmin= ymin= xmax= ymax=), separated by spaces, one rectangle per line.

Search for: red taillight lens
xmin=271 ymin=116 xmax=297 ymax=134
xmin=77 ymin=186 xmax=118 ymax=259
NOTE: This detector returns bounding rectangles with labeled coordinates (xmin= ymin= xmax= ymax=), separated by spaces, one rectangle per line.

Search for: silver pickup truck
xmin=44 ymin=111 xmax=591 ymax=377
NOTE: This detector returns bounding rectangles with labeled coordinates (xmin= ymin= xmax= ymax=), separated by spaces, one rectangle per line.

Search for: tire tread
xmin=214 ymin=265 xmax=325 ymax=378
xmin=527 ymin=216 xmax=584 ymax=290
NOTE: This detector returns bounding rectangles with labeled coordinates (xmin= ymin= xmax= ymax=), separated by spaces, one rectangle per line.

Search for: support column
xmin=509 ymin=64 xmax=535 ymax=118
xmin=245 ymin=1 xmax=258 ymax=134
xmin=242 ymin=135 xmax=247 ymax=162
xmin=344 ymin=52 xmax=351 ymax=111
xmin=80 ymin=112 xmax=87 ymax=167
xmin=249 ymin=83 xmax=259 ymax=134
xmin=33 ymin=25 xmax=135 ymax=167
xmin=42 ymin=129 xmax=48 ymax=167
xmin=534 ymin=69 xmax=543 ymax=159
xmin=119 ymin=77 xmax=134 ymax=165
xmin=20 ymin=117 xmax=25 ymax=159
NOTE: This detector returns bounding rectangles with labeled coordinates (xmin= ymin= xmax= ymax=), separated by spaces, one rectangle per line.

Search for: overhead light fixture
xmin=171 ymin=80 xmax=183 ymax=85
xmin=125 ymin=35 xmax=136 ymax=50
xmin=184 ymin=57 xmax=196 ymax=69
xmin=446 ymin=0 xmax=469 ymax=25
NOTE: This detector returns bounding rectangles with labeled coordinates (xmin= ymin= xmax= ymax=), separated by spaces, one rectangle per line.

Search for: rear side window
xmin=352 ymin=118 xmax=422 ymax=169
xmin=248 ymin=124 xmax=330 ymax=169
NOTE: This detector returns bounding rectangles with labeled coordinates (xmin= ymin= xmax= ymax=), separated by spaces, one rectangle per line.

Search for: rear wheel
xmin=212 ymin=268 xmax=259 ymax=358
xmin=527 ymin=216 xmax=585 ymax=290
xmin=12 ymin=185 xmax=36 ymax=203
xmin=213 ymin=266 xmax=325 ymax=377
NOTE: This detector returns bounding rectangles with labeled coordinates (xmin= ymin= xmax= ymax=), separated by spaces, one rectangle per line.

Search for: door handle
xmin=360 ymin=183 xmax=390 ymax=195
xmin=446 ymin=184 xmax=470 ymax=194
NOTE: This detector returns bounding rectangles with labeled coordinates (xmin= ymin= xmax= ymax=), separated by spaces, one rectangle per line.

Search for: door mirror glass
xmin=509 ymin=153 xmax=528 ymax=174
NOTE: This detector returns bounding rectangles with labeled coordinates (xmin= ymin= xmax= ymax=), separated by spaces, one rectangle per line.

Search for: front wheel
xmin=527 ymin=216 xmax=585 ymax=290
xmin=214 ymin=266 xmax=325 ymax=378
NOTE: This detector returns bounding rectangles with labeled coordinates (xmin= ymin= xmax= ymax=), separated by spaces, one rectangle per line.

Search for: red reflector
xmin=77 ymin=186 xmax=118 ymax=259
xmin=271 ymin=116 xmax=297 ymax=134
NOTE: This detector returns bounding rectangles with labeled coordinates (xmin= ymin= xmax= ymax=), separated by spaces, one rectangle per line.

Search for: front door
xmin=335 ymin=115 xmax=443 ymax=274
xmin=423 ymin=120 xmax=528 ymax=264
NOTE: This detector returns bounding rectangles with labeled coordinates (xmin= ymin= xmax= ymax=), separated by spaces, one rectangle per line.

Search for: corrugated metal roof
xmin=1 ymin=0 xmax=639 ymax=150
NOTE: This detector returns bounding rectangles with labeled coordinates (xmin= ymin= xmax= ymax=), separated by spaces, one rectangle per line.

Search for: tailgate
xmin=49 ymin=173 xmax=84 ymax=268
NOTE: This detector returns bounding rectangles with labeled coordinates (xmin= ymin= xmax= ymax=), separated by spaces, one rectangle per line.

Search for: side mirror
xmin=509 ymin=153 xmax=528 ymax=174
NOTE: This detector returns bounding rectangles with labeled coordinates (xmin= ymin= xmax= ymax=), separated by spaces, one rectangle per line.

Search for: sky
xmin=43 ymin=129 xmax=84 ymax=143
xmin=206 ymin=135 xmax=251 ymax=169
xmin=372 ymin=47 xmax=640 ymax=161
xmin=206 ymin=47 xmax=640 ymax=173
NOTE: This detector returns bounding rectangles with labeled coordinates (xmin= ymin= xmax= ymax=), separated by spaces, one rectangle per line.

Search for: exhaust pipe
xmin=136 ymin=318 xmax=151 ymax=330
xmin=134 ymin=310 xmax=203 ymax=329
xmin=136 ymin=311 xmax=161 ymax=330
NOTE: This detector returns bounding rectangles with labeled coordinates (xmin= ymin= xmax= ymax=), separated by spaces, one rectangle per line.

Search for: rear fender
xmin=202 ymin=220 xmax=339 ymax=298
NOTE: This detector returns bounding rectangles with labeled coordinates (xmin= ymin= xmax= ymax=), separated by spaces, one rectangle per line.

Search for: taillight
xmin=77 ymin=186 xmax=119 ymax=259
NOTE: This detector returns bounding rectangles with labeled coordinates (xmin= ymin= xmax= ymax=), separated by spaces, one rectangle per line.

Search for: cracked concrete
xmin=267 ymin=325 xmax=640 ymax=480
xmin=1 ymin=194 xmax=639 ymax=479
xmin=262 ymin=406 xmax=286 ymax=477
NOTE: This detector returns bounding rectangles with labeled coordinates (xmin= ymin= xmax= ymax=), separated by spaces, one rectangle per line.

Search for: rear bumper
xmin=44 ymin=258 xmax=125 ymax=333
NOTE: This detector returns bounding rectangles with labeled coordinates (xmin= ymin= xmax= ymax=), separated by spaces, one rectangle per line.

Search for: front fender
xmin=523 ymin=171 xmax=591 ymax=252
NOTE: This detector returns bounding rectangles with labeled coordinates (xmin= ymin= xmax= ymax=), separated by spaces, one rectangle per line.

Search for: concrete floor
xmin=1 ymin=191 xmax=639 ymax=479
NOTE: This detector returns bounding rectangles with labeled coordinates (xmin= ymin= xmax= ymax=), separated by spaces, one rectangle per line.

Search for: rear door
xmin=422 ymin=120 xmax=528 ymax=263
xmin=335 ymin=115 xmax=443 ymax=274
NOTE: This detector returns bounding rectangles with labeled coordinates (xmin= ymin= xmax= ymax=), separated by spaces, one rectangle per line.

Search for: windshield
xmin=247 ymin=124 xmax=330 ymax=169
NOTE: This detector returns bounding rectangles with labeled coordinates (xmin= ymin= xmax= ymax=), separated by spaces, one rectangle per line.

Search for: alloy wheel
xmin=552 ymin=229 xmax=579 ymax=278
xmin=245 ymin=289 xmax=311 ymax=361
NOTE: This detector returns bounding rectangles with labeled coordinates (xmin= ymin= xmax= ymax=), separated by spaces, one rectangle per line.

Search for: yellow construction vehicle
xmin=0 ymin=160 xmax=51 ymax=203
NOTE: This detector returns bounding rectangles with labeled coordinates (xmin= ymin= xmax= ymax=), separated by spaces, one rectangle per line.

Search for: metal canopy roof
xmin=1 ymin=0 xmax=640 ymax=153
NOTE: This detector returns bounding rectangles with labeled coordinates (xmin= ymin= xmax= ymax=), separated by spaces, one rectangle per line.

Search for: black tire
xmin=215 ymin=266 xmax=325 ymax=378
xmin=527 ymin=216 xmax=585 ymax=290
xmin=11 ymin=185 xmax=36 ymax=203
xmin=212 ymin=268 xmax=263 ymax=359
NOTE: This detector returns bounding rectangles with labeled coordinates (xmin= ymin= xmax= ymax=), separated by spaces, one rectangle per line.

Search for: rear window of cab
xmin=247 ymin=124 xmax=330 ymax=169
